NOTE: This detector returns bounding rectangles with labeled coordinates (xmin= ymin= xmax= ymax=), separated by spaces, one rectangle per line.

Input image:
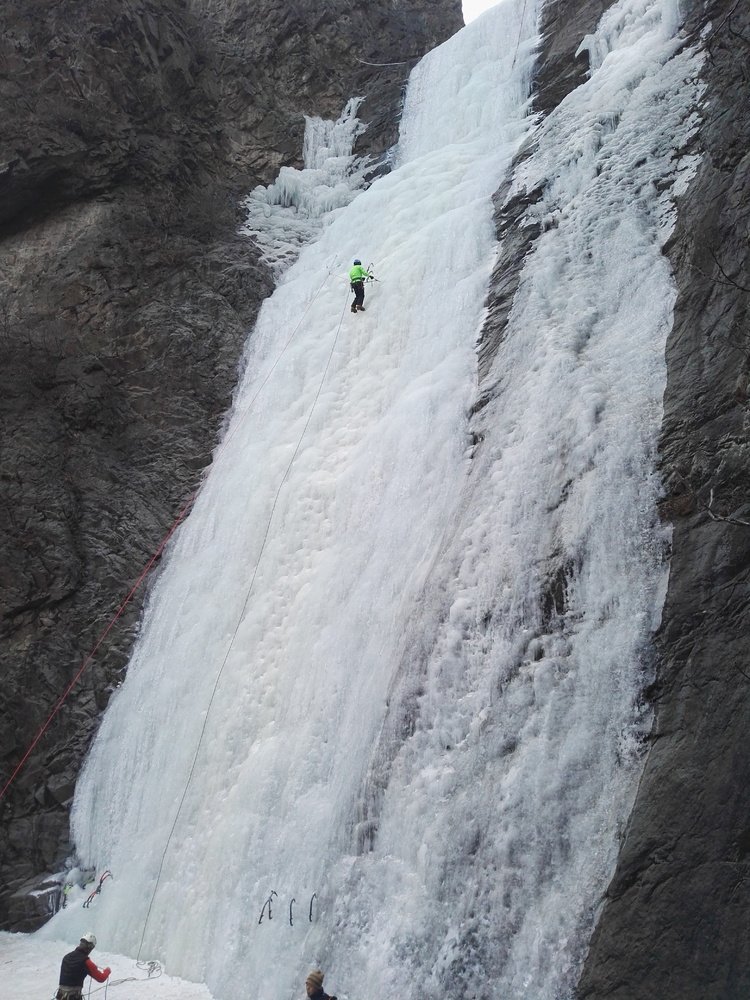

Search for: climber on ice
xmin=349 ymin=258 xmax=372 ymax=313
xmin=56 ymin=933 xmax=111 ymax=1000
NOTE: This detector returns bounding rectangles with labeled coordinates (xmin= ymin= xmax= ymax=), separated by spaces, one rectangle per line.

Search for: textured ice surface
xmin=42 ymin=1 xmax=703 ymax=998
xmin=242 ymin=98 xmax=370 ymax=275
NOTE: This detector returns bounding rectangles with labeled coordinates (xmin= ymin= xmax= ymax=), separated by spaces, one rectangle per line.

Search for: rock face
xmin=6 ymin=0 xmax=747 ymax=987
xmin=482 ymin=0 xmax=750 ymax=994
xmin=577 ymin=0 xmax=750 ymax=996
xmin=0 ymin=0 xmax=462 ymax=930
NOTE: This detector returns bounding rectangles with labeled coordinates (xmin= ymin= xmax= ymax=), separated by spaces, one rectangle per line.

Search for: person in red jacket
xmin=56 ymin=933 xmax=111 ymax=999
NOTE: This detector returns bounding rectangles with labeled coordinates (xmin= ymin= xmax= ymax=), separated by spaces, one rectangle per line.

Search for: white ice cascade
xmin=51 ymin=1 xmax=701 ymax=999
xmin=242 ymin=98 xmax=370 ymax=275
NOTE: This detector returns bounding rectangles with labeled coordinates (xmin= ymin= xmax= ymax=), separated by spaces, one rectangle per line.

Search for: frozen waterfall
xmin=44 ymin=0 xmax=702 ymax=998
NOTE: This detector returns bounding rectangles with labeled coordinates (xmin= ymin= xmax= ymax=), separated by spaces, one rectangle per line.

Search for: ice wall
xmin=242 ymin=98 xmax=370 ymax=275
xmin=48 ymin=1 xmax=702 ymax=998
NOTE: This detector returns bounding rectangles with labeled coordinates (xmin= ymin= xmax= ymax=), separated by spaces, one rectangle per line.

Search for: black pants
xmin=351 ymin=280 xmax=365 ymax=309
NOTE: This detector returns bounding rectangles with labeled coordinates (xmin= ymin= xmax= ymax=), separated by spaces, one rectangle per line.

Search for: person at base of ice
xmin=305 ymin=968 xmax=337 ymax=1000
xmin=56 ymin=933 xmax=111 ymax=999
xmin=349 ymin=258 xmax=372 ymax=313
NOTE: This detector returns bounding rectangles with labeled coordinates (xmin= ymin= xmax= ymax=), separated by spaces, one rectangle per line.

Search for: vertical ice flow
xmin=243 ymin=98 xmax=370 ymax=275
xmin=55 ymin=0 xmax=702 ymax=998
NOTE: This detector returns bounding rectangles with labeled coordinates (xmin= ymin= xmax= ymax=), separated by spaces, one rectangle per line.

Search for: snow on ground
xmin=0 ymin=934 xmax=213 ymax=1000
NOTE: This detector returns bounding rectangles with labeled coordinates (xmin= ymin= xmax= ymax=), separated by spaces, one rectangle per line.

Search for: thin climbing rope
xmin=56 ymin=960 xmax=162 ymax=999
xmin=136 ymin=284 xmax=352 ymax=959
xmin=0 ymin=265 xmax=338 ymax=805
xmin=510 ymin=0 xmax=531 ymax=71
xmin=0 ymin=508 xmax=190 ymax=804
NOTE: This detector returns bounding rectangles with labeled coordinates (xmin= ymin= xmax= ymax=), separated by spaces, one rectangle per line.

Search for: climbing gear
xmin=80 ymin=932 xmax=97 ymax=947
xmin=83 ymin=871 xmax=112 ymax=908
xmin=353 ymin=258 xmax=361 ymax=265
xmin=258 ymin=889 xmax=278 ymax=924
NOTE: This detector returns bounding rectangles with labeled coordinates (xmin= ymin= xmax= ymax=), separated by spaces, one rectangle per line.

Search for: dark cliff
xmin=0 ymin=0 xmax=462 ymax=930
xmin=481 ymin=0 xmax=750 ymax=996
xmin=577 ymin=0 xmax=750 ymax=996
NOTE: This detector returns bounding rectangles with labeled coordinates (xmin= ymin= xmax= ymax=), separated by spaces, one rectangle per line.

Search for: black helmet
xmin=353 ymin=259 xmax=361 ymax=265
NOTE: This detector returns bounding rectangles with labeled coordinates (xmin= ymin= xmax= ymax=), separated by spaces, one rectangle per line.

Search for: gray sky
xmin=463 ymin=0 xmax=499 ymax=22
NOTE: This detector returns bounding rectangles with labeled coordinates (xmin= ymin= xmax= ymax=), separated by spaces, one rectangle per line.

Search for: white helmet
xmin=80 ymin=932 xmax=97 ymax=948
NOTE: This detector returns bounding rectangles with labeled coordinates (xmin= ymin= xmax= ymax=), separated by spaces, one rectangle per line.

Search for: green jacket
xmin=349 ymin=264 xmax=371 ymax=283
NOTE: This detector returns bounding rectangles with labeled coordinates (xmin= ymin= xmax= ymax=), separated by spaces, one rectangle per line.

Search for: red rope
xmin=0 ymin=494 xmax=195 ymax=804
xmin=0 ymin=265 xmax=336 ymax=805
